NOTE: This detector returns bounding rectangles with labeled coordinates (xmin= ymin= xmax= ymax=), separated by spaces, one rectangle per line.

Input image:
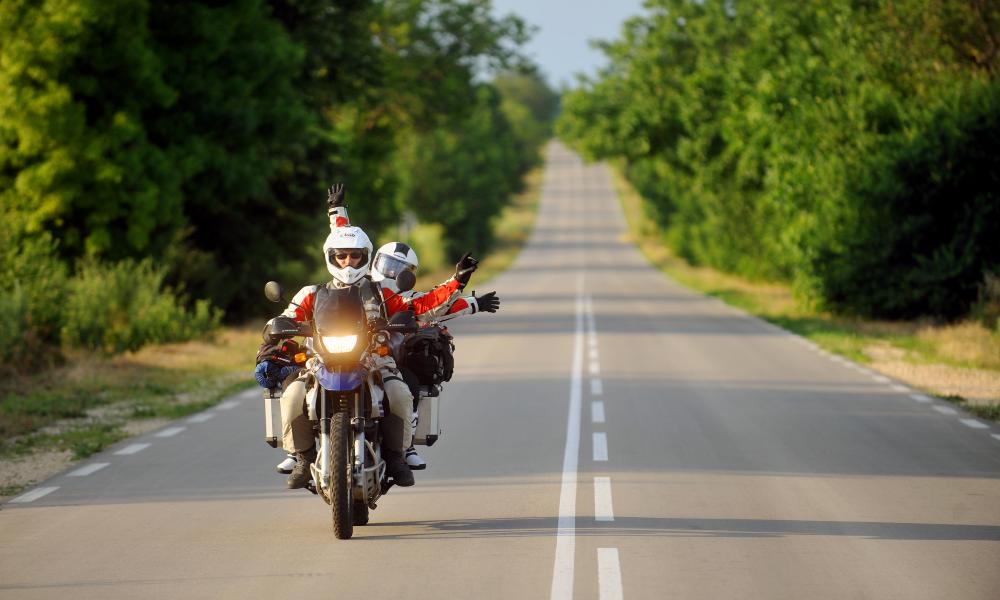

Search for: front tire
xmin=330 ymin=412 xmax=353 ymax=539
xmin=352 ymin=501 xmax=369 ymax=526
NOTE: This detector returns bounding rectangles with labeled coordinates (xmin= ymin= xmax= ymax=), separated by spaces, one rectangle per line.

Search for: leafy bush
xmin=60 ymin=259 xmax=221 ymax=354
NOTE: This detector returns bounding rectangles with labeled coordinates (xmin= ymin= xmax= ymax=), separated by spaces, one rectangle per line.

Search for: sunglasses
xmin=333 ymin=251 xmax=364 ymax=260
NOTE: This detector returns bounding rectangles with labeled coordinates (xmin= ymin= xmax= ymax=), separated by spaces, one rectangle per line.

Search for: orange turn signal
xmin=294 ymin=352 xmax=307 ymax=364
xmin=376 ymin=346 xmax=390 ymax=357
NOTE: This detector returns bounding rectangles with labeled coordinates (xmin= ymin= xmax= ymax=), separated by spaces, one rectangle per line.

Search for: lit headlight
xmin=320 ymin=335 xmax=357 ymax=353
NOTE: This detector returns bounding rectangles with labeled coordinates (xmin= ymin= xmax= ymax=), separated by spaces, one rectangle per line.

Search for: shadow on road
xmin=359 ymin=515 xmax=1000 ymax=542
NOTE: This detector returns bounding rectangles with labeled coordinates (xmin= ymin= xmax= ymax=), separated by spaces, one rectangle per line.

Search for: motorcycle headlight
xmin=320 ymin=334 xmax=358 ymax=354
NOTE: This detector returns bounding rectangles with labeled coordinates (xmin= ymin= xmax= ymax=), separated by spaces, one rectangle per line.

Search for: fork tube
xmin=319 ymin=388 xmax=330 ymax=488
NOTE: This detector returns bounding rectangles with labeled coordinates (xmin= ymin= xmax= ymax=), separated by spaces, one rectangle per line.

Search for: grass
xmin=611 ymin=165 xmax=1000 ymax=419
xmin=1 ymin=328 xmax=260 ymax=460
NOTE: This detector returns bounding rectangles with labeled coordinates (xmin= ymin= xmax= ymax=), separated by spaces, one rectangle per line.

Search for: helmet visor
xmin=328 ymin=248 xmax=369 ymax=268
xmin=373 ymin=254 xmax=415 ymax=279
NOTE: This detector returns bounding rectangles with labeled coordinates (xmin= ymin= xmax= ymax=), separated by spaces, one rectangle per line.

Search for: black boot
xmin=384 ymin=449 xmax=414 ymax=487
xmin=286 ymin=447 xmax=316 ymax=489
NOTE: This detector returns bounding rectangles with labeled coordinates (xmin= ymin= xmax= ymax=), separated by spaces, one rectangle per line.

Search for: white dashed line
xmin=9 ymin=486 xmax=59 ymax=504
xmin=591 ymin=379 xmax=603 ymax=395
xmin=910 ymin=394 xmax=932 ymax=403
xmin=871 ymin=375 xmax=891 ymax=384
xmin=959 ymin=419 xmax=989 ymax=430
xmin=216 ymin=400 xmax=240 ymax=410
xmin=992 ymin=434 xmax=1000 ymax=442
xmin=933 ymin=406 xmax=958 ymax=416
xmin=155 ymin=426 xmax=186 ymax=438
xmin=589 ymin=361 xmax=600 ymax=375
xmin=114 ymin=443 xmax=151 ymax=456
xmin=589 ymin=348 xmax=599 ymax=361
xmin=593 ymin=432 xmax=608 ymax=461
xmin=187 ymin=413 xmax=215 ymax=424
xmin=594 ymin=477 xmax=614 ymax=522
xmin=592 ymin=401 xmax=605 ymax=424
xmin=68 ymin=462 xmax=109 ymax=477
xmin=889 ymin=384 xmax=909 ymax=393
xmin=597 ymin=548 xmax=624 ymax=600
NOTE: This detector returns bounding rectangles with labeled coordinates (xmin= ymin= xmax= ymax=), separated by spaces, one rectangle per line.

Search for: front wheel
xmin=330 ymin=412 xmax=353 ymax=539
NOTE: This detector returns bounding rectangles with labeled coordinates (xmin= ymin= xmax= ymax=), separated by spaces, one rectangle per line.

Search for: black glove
xmin=327 ymin=182 xmax=346 ymax=208
xmin=475 ymin=290 xmax=500 ymax=313
xmin=453 ymin=252 xmax=479 ymax=288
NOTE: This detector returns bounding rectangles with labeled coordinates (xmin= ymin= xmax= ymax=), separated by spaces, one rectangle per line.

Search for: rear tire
xmin=330 ymin=412 xmax=353 ymax=539
xmin=352 ymin=501 xmax=369 ymax=526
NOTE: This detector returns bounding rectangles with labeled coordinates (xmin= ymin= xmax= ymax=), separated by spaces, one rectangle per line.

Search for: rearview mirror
xmin=264 ymin=281 xmax=284 ymax=303
xmin=396 ymin=270 xmax=416 ymax=293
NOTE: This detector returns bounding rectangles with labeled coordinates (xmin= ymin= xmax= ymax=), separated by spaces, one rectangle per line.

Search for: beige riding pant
xmin=280 ymin=361 xmax=413 ymax=454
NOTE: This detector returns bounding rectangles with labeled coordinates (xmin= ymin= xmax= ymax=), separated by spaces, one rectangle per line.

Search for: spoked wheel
xmin=330 ymin=412 xmax=353 ymax=539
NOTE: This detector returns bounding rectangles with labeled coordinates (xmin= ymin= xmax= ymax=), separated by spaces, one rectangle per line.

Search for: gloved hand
xmin=327 ymin=182 xmax=346 ymax=208
xmin=453 ymin=252 xmax=479 ymax=288
xmin=475 ymin=290 xmax=500 ymax=313
xmin=254 ymin=361 xmax=299 ymax=388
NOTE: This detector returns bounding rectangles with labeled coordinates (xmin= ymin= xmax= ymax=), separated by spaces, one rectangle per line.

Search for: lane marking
xmin=933 ymin=406 xmax=958 ymax=416
xmin=597 ymin=548 xmax=624 ymax=600
xmin=216 ymin=400 xmax=240 ymax=410
xmin=550 ymin=290 xmax=584 ymax=600
xmin=589 ymin=360 xmax=600 ymax=375
xmin=9 ymin=486 xmax=59 ymax=504
xmin=187 ymin=413 xmax=214 ymax=424
xmin=871 ymin=375 xmax=891 ymax=384
xmin=155 ymin=426 xmax=186 ymax=438
xmin=594 ymin=477 xmax=614 ymax=522
xmin=959 ymin=419 xmax=989 ymax=430
xmin=592 ymin=401 xmax=605 ymax=424
xmin=593 ymin=432 xmax=608 ymax=461
xmin=992 ymin=434 xmax=1000 ymax=442
xmin=68 ymin=462 xmax=109 ymax=477
xmin=910 ymin=394 xmax=932 ymax=403
xmin=889 ymin=384 xmax=909 ymax=393
xmin=589 ymin=348 xmax=599 ymax=361
xmin=114 ymin=443 xmax=150 ymax=456
xmin=591 ymin=379 xmax=603 ymax=395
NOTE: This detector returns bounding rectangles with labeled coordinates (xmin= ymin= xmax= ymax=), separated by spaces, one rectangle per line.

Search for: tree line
xmin=0 ymin=0 xmax=558 ymax=362
xmin=558 ymin=0 xmax=999 ymax=320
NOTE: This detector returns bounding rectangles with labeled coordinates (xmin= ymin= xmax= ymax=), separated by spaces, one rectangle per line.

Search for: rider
xmin=257 ymin=185 xmax=419 ymax=488
xmin=370 ymin=242 xmax=501 ymax=469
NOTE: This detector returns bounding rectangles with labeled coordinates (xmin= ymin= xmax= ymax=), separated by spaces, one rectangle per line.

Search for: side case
xmin=413 ymin=394 xmax=441 ymax=446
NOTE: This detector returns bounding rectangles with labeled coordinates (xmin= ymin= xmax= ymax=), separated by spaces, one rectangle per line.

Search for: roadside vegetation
xmin=614 ymin=169 xmax=1000 ymax=421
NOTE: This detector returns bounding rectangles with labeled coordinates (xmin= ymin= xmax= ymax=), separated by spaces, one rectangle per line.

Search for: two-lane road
xmin=2 ymin=142 xmax=999 ymax=599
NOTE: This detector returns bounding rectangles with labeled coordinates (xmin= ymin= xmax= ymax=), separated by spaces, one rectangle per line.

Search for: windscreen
xmin=313 ymin=286 xmax=366 ymax=336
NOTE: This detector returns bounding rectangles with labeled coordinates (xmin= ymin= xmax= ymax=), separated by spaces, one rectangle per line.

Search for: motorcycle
xmin=261 ymin=273 xmax=418 ymax=539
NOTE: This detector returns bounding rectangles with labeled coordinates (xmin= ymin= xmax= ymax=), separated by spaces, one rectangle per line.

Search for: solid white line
xmin=550 ymin=290 xmax=584 ymax=600
xmin=959 ymin=419 xmax=989 ymax=430
xmin=910 ymin=394 xmax=932 ymax=403
xmin=114 ymin=443 xmax=150 ymax=456
xmin=597 ymin=548 xmax=624 ymax=600
xmin=889 ymin=384 xmax=909 ymax=393
xmin=594 ymin=477 xmax=614 ymax=522
xmin=933 ymin=406 xmax=958 ymax=416
xmin=589 ymin=360 xmax=600 ymax=375
xmin=9 ymin=486 xmax=59 ymax=503
xmin=593 ymin=432 xmax=608 ymax=461
xmin=187 ymin=413 xmax=214 ymax=423
xmin=216 ymin=400 xmax=240 ymax=410
xmin=591 ymin=378 xmax=603 ymax=395
xmin=592 ymin=401 xmax=605 ymax=424
xmin=68 ymin=462 xmax=109 ymax=477
xmin=155 ymin=426 xmax=186 ymax=438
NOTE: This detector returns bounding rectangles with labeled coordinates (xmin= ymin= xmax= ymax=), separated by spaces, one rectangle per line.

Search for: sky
xmin=490 ymin=0 xmax=647 ymax=89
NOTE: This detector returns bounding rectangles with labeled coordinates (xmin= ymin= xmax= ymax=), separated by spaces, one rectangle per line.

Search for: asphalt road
xmin=2 ymin=142 xmax=1000 ymax=599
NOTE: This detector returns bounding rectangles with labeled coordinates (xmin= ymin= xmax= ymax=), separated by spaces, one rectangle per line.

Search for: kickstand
xmin=305 ymin=481 xmax=318 ymax=495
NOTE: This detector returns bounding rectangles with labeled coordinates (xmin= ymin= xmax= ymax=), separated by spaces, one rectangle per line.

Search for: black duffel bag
xmin=402 ymin=326 xmax=455 ymax=385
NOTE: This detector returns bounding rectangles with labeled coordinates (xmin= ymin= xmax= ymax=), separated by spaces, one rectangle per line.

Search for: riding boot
xmin=383 ymin=449 xmax=414 ymax=487
xmin=286 ymin=446 xmax=316 ymax=489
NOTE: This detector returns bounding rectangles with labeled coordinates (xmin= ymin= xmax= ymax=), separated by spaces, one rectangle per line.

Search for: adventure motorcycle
xmin=261 ymin=278 xmax=418 ymax=540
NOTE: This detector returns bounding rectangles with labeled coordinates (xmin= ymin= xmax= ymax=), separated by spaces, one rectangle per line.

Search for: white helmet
xmin=372 ymin=242 xmax=419 ymax=291
xmin=323 ymin=226 xmax=373 ymax=285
